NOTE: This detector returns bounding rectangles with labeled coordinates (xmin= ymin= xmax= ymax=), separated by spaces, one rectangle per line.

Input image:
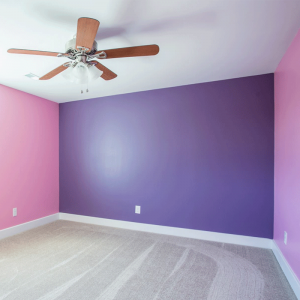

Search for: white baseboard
xmin=0 ymin=213 xmax=59 ymax=241
xmin=59 ymin=213 xmax=272 ymax=249
xmin=272 ymin=241 xmax=300 ymax=299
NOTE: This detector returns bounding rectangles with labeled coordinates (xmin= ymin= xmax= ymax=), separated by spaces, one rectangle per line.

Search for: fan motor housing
xmin=65 ymin=38 xmax=98 ymax=54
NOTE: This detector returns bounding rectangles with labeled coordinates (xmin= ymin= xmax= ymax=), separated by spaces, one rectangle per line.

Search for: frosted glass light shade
xmin=62 ymin=67 xmax=74 ymax=82
xmin=62 ymin=63 xmax=103 ymax=84
xmin=73 ymin=62 xmax=88 ymax=81
xmin=88 ymin=65 xmax=103 ymax=81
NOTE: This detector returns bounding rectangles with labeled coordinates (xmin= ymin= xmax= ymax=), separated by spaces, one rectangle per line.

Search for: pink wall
xmin=0 ymin=85 xmax=59 ymax=230
xmin=275 ymin=29 xmax=300 ymax=280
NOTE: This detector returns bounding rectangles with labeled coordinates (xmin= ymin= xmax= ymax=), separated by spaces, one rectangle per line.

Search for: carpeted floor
xmin=0 ymin=220 xmax=297 ymax=300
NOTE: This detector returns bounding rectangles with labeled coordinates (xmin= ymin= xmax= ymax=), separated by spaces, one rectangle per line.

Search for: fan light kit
xmin=8 ymin=17 xmax=159 ymax=93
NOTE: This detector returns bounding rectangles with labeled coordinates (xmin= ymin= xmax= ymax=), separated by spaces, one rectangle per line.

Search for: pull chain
xmin=80 ymin=84 xmax=90 ymax=94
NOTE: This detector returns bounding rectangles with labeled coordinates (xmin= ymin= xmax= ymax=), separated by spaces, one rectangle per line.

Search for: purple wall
xmin=60 ymin=74 xmax=274 ymax=238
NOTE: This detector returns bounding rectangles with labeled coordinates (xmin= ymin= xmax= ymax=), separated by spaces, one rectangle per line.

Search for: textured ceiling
xmin=0 ymin=0 xmax=300 ymax=103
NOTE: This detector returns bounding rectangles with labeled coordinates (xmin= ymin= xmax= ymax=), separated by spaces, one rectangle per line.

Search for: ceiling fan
xmin=7 ymin=17 xmax=159 ymax=84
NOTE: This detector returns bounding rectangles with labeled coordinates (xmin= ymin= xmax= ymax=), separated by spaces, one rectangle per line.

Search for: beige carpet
xmin=0 ymin=220 xmax=296 ymax=300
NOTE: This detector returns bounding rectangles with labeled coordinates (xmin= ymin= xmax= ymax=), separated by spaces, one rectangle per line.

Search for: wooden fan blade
xmin=39 ymin=64 xmax=68 ymax=80
xmin=91 ymin=61 xmax=117 ymax=80
xmin=7 ymin=49 xmax=61 ymax=57
xmin=95 ymin=45 xmax=159 ymax=59
xmin=76 ymin=17 xmax=100 ymax=51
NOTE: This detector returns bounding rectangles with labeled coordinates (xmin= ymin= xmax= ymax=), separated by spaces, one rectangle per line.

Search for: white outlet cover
xmin=284 ymin=231 xmax=288 ymax=245
xmin=13 ymin=208 xmax=17 ymax=217
xmin=135 ymin=206 xmax=141 ymax=214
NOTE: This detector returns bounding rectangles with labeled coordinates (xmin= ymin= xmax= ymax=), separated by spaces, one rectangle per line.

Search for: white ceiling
xmin=0 ymin=0 xmax=300 ymax=103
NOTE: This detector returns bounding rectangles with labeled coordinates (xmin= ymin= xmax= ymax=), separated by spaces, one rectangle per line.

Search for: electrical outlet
xmin=13 ymin=208 xmax=17 ymax=217
xmin=284 ymin=231 xmax=287 ymax=245
xmin=135 ymin=206 xmax=141 ymax=214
